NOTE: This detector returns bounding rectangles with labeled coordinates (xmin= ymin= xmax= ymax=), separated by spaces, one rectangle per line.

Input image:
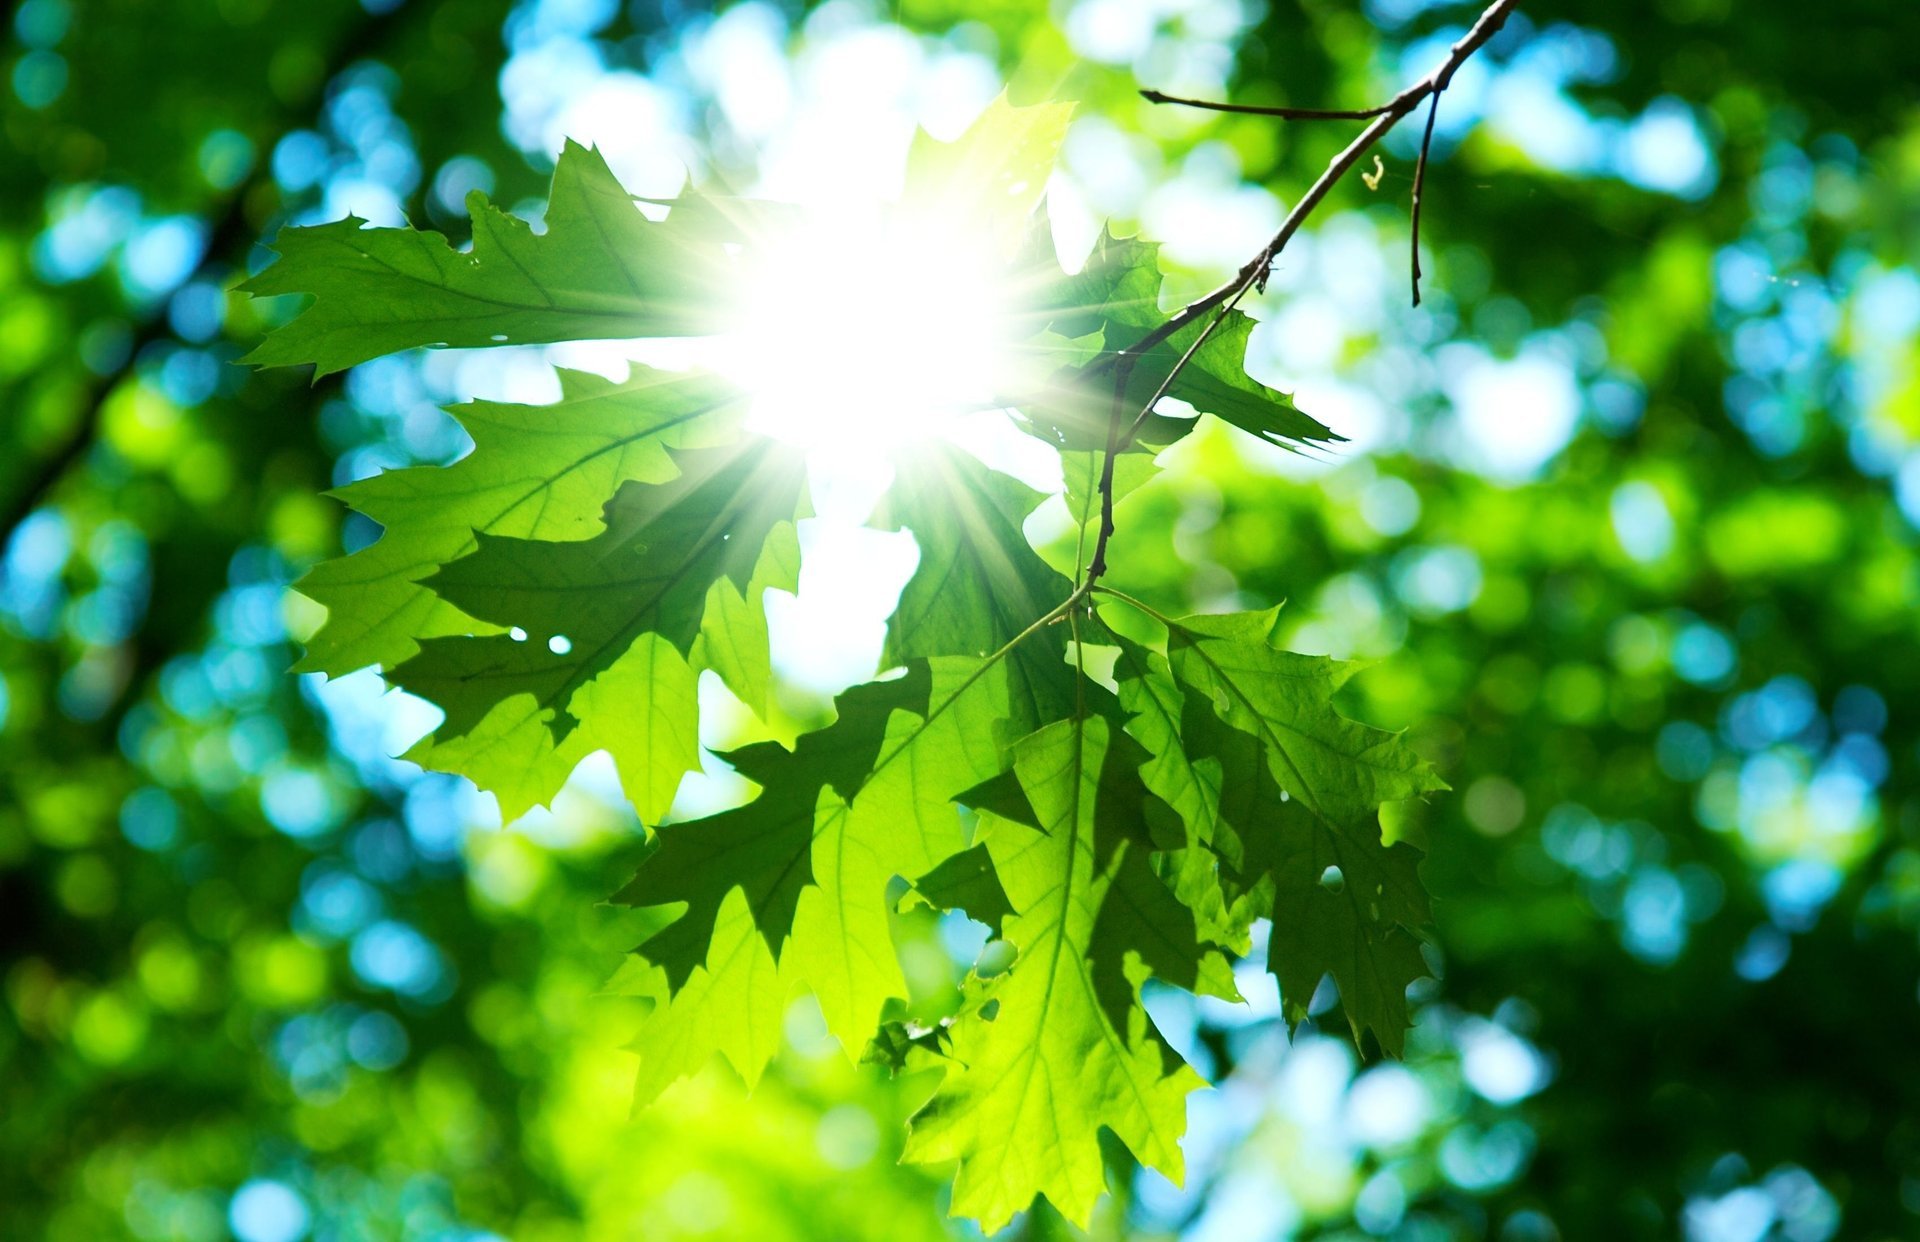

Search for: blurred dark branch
xmin=1082 ymin=0 xmax=1518 ymax=589
xmin=0 ymin=0 xmax=417 ymax=549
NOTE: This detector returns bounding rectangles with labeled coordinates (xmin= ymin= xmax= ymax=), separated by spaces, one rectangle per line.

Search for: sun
xmin=718 ymin=204 xmax=1026 ymax=455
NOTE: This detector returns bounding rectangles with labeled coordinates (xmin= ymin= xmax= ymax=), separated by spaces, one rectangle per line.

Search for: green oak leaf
xmin=901 ymin=93 xmax=1074 ymax=259
xmin=1248 ymin=798 xmax=1434 ymax=1056
xmin=291 ymin=364 xmax=745 ymax=679
xmin=289 ymin=365 xmax=753 ymax=821
xmin=903 ymin=843 xmax=1016 ymax=935
xmin=902 ymin=714 xmax=1215 ymax=1231
xmin=878 ymin=443 xmax=1078 ymax=733
xmin=389 ymin=441 xmax=805 ymax=740
xmin=1164 ymin=607 xmax=1446 ymax=1054
xmin=1108 ymin=628 xmax=1267 ymax=952
xmin=613 ymin=665 xmax=935 ymax=986
xmin=1024 ymin=227 xmax=1342 ymax=453
xmin=384 ymin=440 xmax=801 ymax=821
xmin=614 ymin=784 xmax=821 ymax=996
xmin=405 ymin=629 xmax=700 ymax=824
xmin=613 ymin=888 xmax=796 ymax=1108
xmin=791 ymin=656 xmax=1014 ymax=1047
xmin=961 ymin=719 xmax=1240 ymax=1022
xmin=616 ymin=655 xmax=1015 ymax=1076
xmin=1147 ymin=309 xmax=1340 ymax=452
xmin=1045 ymin=227 xmax=1167 ymax=336
xmin=241 ymin=141 xmax=732 ymax=376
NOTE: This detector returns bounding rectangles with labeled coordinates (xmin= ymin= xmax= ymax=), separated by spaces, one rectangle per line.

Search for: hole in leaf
xmin=548 ymin=634 xmax=572 ymax=655
xmin=976 ymin=939 xmax=1016 ymax=978
xmin=508 ymin=627 xmax=527 ymax=642
xmin=1319 ymin=865 xmax=1345 ymax=893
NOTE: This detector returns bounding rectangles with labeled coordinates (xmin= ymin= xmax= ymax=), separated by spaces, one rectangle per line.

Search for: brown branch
xmin=1091 ymin=0 xmax=1516 ymax=378
xmin=1082 ymin=358 xmax=1135 ymax=583
xmin=1410 ymin=90 xmax=1443 ymax=307
xmin=1139 ymin=88 xmax=1395 ymax=121
xmin=1118 ymin=282 xmax=1248 ymax=454
xmin=1079 ymin=0 xmax=1519 ymax=589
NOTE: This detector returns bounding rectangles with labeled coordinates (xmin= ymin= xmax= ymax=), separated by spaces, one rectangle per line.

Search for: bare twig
xmin=1079 ymin=0 xmax=1518 ymax=590
xmin=1410 ymin=90 xmax=1443 ymax=307
xmin=1090 ymin=0 xmax=1515 ymax=380
xmin=1118 ymin=282 xmax=1250 ymax=454
xmin=1083 ymin=359 xmax=1135 ymax=583
xmin=1139 ymin=88 xmax=1394 ymax=121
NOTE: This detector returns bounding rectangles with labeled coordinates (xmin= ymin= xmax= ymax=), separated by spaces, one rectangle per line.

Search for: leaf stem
xmin=1089 ymin=584 xmax=1179 ymax=631
xmin=865 ymin=587 xmax=1089 ymax=781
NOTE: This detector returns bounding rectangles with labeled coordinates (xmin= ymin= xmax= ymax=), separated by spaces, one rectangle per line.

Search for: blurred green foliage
xmin=2 ymin=0 xmax=1918 ymax=1240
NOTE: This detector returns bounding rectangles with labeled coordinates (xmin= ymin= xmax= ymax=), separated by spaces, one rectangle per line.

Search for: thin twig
xmin=1139 ymin=89 xmax=1395 ymax=121
xmin=1117 ymin=281 xmax=1252 ymax=454
xmin=1077 ymin=0 xmax=1518 ymax=592
xmin=1088 ymin=0 xmax=1516 ymax=382
xmin=1083 ymin=359 xmax=1134 ymax=583
xmin=1410 ymin=90 xmax=1443 ymax=307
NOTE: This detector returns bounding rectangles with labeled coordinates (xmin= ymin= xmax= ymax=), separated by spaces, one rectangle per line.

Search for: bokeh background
xmin=5 ymin=0 xmax=1920 ymax=1239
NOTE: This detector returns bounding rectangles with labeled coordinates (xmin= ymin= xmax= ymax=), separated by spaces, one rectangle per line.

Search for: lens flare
xmin=720 ymin=207 xmax=1023 ymax=453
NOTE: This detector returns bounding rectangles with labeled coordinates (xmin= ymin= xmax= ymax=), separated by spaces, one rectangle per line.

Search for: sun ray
xmin=715 ymin=201 xmax=1028 ymax=456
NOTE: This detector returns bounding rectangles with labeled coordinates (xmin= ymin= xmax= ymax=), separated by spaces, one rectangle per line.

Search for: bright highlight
xmin=721 ymin=209 xmax=1021 ymax=453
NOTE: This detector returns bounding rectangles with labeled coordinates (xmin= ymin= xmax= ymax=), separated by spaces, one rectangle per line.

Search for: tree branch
xmin=1410 ymin=89 xmax=1443 ymax=307
xmin=1079 ymin=0 xmax=1518 ymax=590
xmin=1083 ymin=359 xmax=1135 ymax=583
xmin=1139 ymin=89 xmax=1395 ymax=121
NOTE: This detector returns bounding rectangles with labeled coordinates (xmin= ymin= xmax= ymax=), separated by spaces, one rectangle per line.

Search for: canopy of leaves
xmin=10 ymin=2 xmax=1920 ymax=1240
xmin=233 ymin=97 xmax=1439 ymax=1226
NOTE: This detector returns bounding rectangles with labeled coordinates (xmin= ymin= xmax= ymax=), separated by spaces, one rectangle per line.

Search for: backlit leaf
xmin=242 ymin=142 xmax=731 ymax=376
xmin=902 ymin=714 xmax=1211 ymax=1230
